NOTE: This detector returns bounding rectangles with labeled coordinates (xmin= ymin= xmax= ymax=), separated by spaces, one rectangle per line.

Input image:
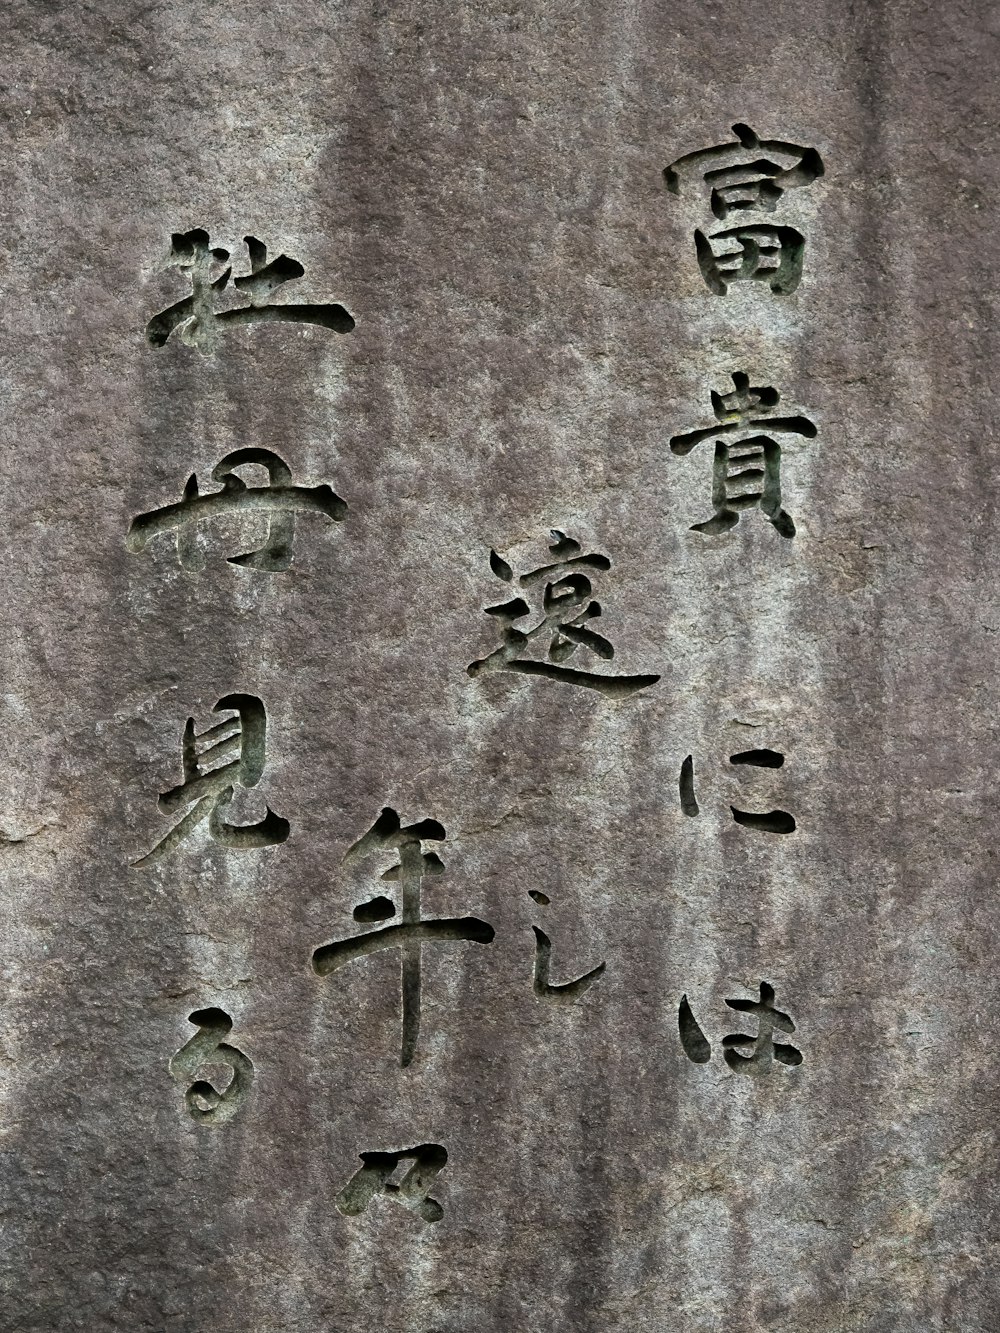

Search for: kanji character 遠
xmin=468 ymin=531 xmax=660 ymax=698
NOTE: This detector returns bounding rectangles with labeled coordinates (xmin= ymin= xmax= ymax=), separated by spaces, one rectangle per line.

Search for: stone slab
xmin=1 ymin=2 xmax=998 ymax=1330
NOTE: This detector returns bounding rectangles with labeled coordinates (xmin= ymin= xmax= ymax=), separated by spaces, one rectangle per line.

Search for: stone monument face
xmin=1 ymin=2 xmax=998 ymax=1330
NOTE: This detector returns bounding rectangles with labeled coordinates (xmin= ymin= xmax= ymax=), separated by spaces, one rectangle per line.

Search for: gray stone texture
xmin=1 ymin=0 xmax=998 ymax=1329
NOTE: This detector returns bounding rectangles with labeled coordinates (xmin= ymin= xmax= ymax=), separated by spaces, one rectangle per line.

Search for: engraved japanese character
xmin=664 ymin=123 xmax=823 ymax=295
xmin=670 ymin=373 xmax=816 ymax=538
xmin=527 ymin=891 xmax=606 ymax=1004
xmin=678 ymin=984 xmax=803 ymax=1073
xmin=679 ymin=746 xmax=796 ymax=835
xmin=134 ymin=693 xmax=289 ymax=867
xmin=169 ymin=1007 xmax=254 ymax=1125
xmin=127 ymin=447 xmax=347 ymax=572
xmin=336 ymin=1144 xmax=448 ymax=1224
xmin=146 ymin=230 xmax=354 ymax=351
xmin=311 ymin=808 xmax=494 ymax=1067
xmin=468 ymin=531 xmax=660 ymax=698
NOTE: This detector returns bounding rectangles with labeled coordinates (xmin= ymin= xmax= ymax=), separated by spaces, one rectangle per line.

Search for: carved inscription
xmin=134 ymin=693 xmax=289 ymax=867
xmin=679 ymin=983 xmax=803 ymax=1073
xmin=336 ymin=1144 xmax=448 ymax=1224
xmin=146 ymin=230 xmax=354 ymax=351
xmin=169 ymin=1007 xmax=254 ymax=1125
xmin=664 ymin=123 xmax=824 ymax=295
xmin=529 ymin=892 xmax=606 ymax=1004
xmin=679 ymin=747 xmax=796 ymax=835
xmin=127 ymin=447 xmax=347 ymax=572
xmin=126 ymin=108 xmax=828 ymax=1213
xmin=468 ymin=531 xmax=660 ymax=697
xmin=311 ymin=808 xmax=494 ymax=1067
xmin=670 ymin=373 xmax=817 ymax=538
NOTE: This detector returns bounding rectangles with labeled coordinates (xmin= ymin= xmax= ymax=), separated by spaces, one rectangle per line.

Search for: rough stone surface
xmin=2 ymin=2 xmax=999 ymax=1330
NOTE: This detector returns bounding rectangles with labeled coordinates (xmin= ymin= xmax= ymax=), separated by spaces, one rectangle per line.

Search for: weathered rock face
xmin=2 ymin=2 xmax=998 ymax=1330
